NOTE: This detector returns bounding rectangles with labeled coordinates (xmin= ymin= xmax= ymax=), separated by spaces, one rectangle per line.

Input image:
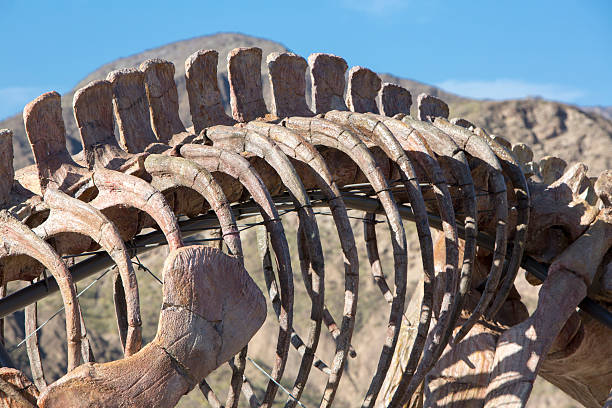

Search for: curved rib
xmin=362 ymin=213 xmax=393 ymax=303
xmin=283 ymin=116 xmax=408 ymax=407
xmin=179 ymin=143 xmax=294 ymax=408
xmin=88 ymin=168 xmax=183 ymax=252
xmin=207 ymin=125 xmax=324 ymax=407
xmin=246 ymin=120 xmax=360 ymax=406
xmin=143 ymin=154 xmax=242 ymax=257
xmin=471 ymin=127 xmax=530 ymax=320
xmin=0 ymin=210 xmax=81 ymax=372
xmin=324 ymin=110 xmax=451 ymax=407
xmin=25 ymin=301 xmax=46 ymax=391
xmin=432 ymin=117 xmax=508 ymax=342
xmin=33 ymin=188 xmax=142 ymax=356
xmin=396 ymin=114 xmax=479 ymax=404
xmin=400 ymin=115 xmax=478 ymax=311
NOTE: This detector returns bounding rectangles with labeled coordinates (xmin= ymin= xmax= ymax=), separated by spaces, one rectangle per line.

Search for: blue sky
xmin=0 ymin=0 xmax=610 ymax=119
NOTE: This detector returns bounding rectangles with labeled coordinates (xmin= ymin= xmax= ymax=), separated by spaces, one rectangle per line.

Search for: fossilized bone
xmin=0 ymin=45 xmax=609 ymax=408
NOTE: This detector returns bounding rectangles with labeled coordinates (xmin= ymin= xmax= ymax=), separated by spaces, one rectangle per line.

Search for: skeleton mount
xmin=0 ymin=47 xmax=610 ymax=407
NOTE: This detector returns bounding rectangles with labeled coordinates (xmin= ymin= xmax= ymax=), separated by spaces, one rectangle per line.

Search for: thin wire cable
xmin=246 ymin=356 xmax=307 ymax=408
xmin=9 ymin=267 xmax=112 ymax=352
xmin=132 ymin=254 xmax=163 ymax=285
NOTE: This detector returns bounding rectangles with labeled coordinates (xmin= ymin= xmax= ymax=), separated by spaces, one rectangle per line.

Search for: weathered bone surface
xmin=140 ymin=58 xmax=188 ymax=144
xmin=0 ymin=45 xmax=610 ymax=408
xmin=107 ymin=68 xmax=158 ymax=153
xmin=228 ymin=47 xmax=268 ymax=122
xmin=346 ymin=66 xmax=381 ymax=114
xmin=38 ymin=246 xmax=266 ymax=408
xmin=379 ymin=83 xmax=411 ymax=117
xmin=185 ymin=49 xmax=235 ymax=132
xmin=267 ymin=52 xmax=313 ymax=118
xmin=309 ymin=53 xmax=348 ymax=113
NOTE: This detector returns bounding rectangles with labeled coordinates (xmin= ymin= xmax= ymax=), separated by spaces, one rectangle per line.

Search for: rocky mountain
xmin=584 ymin=105 xmax=612 ymax=122
xmin=454 ymin=98 xmax=612 ymax=175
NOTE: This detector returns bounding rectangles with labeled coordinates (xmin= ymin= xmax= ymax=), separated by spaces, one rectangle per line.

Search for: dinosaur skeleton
xmin=0 ymin=46 xmax=609 ymax=408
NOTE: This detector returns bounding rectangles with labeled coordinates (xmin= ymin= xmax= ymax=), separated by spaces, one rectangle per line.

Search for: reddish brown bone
xmin=393 ymin=114 xmax=480 ymax=405
xmin=418 ymin=93 xmax=450 ymax=122
xmin=432 ymin=117 xmax=509 ymax=342
xmin=379 ymin=83 xmax=412 ymax=117
xmin=0 ymin=211 xmax=81 ymax=372
xmin=346 ymin=66 xmax=381 ymax=114
xmin=88 ymin=168 xmax=183 ymax=251
xmin=246 ymin=120 xmax=360 ymax=404
xmin=245 ymin=123 xmax=358 ymax=355
xmin=0 ymin=130 xmax=14 ymax=206
xmin=227 ymin=47 xmax=268 ymax=122
xmin=185 ymin=49 xmax=235 ymax=133
xmin=267 ymin=52 xmax=313 ymax=118
xmin=32 ymin=189 xmax=142 ymax=356
xmin=140 ymin=59 xmax=187 ymax=143
xmin=451 ymin=117 xmax=476 ymax=129
xmin=473 ymin=127 xmax=531 ymax=320
xmin=284 ymin=116 xmax=408 ymax=407
xmin=22 ymin=92 xmax=90 ymax=195
xmin=179 ymin=144 xmax=294 ymax=408
xmin=38 ymin=246 xmax=267 ymax=408
xmin=207 ymin=125 xmax=324 ymax=406
xmin=350 ymin=113 xmax=468 ymax=405
xmin=308 ymin=53 xmax=348 ymax=113
xmin=143 ymin=154 xmax=242 ymax=257
xmin=484 ymin=205 xmax=612 ymax=407
xmin=73 ymin=80 xmax=134 ymax=170
xmin=324 ymin=110 xmax=453 ymax=407
xmin=0 ymin=367 xmax=38 ymax=407
xmin=25 ymin=302 xmax=46 ymax=391
xmin=107 ymin=69 xmax=158 ymax=153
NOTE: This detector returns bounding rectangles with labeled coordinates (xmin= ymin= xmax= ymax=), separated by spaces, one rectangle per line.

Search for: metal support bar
xmin=0 ymin=192 xmax=610 ymax=330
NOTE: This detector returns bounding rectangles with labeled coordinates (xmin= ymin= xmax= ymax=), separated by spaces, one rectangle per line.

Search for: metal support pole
xmin=0 ymin=192 xmax=610 ymax=329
